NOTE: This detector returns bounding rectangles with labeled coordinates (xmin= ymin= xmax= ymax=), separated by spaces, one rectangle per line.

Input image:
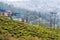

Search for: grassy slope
xmin=0 ymin=16 xmax=60 ymax=40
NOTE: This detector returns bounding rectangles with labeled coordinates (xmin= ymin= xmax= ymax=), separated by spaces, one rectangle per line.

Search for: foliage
xmin=0 ymin=16 xmax=60 ymax=40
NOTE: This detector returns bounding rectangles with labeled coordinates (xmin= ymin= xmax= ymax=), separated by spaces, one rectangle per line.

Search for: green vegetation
xmin=0 ymin=16 xmax=60 ymax=40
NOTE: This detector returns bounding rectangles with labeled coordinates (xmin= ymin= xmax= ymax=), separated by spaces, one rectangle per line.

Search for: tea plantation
xmin=0 ymin=16 xmax=60 ymax=40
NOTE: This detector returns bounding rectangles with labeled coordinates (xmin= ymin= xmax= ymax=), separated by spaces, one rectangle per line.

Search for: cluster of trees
xmin=22 ymin=11 xmax=60 ymax=28
xmin=0 ymin=16 xmax=60 ymax=40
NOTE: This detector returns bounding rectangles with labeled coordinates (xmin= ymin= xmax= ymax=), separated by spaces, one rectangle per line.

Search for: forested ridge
xmin=0 ymin=16 xmax=60 ymax=40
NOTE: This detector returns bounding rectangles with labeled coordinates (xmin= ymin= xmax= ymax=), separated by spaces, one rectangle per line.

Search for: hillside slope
xmin=0 ymin=16 xmax=60 ymax=40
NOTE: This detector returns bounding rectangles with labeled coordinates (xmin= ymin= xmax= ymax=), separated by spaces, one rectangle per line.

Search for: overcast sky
xmin=0 ymin=0 xmax=60 ymax=12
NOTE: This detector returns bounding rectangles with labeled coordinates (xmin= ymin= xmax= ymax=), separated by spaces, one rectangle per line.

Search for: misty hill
xmin=0 ymin=2 xmax=60 ymax=27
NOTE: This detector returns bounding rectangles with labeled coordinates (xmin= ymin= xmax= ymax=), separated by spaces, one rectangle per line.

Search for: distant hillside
xmin=0 ymin=2 xmax=60 ymax=27
xmin=0 ymin=16 xmax=60 ymax=40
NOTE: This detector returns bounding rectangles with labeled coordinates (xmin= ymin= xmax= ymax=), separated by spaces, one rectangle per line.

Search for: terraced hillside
xmin=0 ymin=16 xmax=60 ymax=40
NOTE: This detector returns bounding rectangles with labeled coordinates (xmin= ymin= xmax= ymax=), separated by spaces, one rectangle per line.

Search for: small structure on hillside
xmin=0 ymin=9 xmax=22 ymax=21
xmin=11 ymin=13 xmax=22 ymax=21
xmin=4 ymin=10 xmax=13 ymax=17
xmin=4 ymin=10 xmax=13 ymax=19
xmin=0 ymin=12 xmax=4 ymax=16
xmin=0 ymin=9 xmax=6 ymax=16
xmin=0 ymin=9 xmax=13 ymax=16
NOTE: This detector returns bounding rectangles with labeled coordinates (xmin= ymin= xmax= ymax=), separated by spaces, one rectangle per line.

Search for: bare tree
xmin=50 ymin=12 xmax=57 ymax=28
xmin=38 ymin=12 xmax=41 ymax=26
xmin=25 ymin=11 xmax=29 ymax=23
